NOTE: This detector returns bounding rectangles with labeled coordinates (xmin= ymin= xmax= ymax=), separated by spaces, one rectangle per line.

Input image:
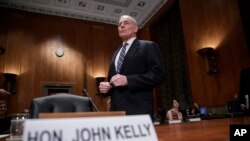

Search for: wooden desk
xmin=155 ymin=117 xmax=250 ymax=141
xmin=1 ymin=116 xmax=248 ymax=141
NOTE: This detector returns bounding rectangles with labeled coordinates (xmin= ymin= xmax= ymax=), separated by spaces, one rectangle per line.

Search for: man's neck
xmin=123 ymin=37 xmax=137 ymax=45
xmin=123 ymin=36 xmax=136 ymax=42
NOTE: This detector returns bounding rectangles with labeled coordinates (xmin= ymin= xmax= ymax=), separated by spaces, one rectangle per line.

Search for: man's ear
xmin=134 ymin=26 xmax=139 ymax=34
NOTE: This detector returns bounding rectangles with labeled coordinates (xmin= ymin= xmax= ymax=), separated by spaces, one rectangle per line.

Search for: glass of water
xmin=9 ymin=113 xmax=27 ymax=140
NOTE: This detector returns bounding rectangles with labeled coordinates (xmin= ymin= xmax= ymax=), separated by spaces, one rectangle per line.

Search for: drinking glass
xmin=9 ymin=113 xmax=27 ymax=140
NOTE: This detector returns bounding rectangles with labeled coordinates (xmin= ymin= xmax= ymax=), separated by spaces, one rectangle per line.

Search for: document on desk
xmin=23 ymin=115 xmax=158 ymax=141
xmin=0 ymin=134 xmax=9 ymax=138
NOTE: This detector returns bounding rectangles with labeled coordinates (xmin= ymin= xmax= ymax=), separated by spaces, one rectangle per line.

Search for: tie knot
xmin=122 ymin=43 xmax=128 ymax=48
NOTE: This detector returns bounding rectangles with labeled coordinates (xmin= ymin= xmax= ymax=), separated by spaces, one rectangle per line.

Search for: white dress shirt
xmin=115 ymin=37 xmax=136 ymax=71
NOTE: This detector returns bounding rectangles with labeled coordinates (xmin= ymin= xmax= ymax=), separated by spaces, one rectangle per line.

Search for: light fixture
xmin=197 ymin=47 xmax=218 ymax=74
xmin=95 ymin=77 xmax=106 ymax=95
xmin=3 ymin=73 xmax=17 ymax=93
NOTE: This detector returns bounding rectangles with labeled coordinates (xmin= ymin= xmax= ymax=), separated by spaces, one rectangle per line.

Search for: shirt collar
xmin=123 ymin=37 xmax=136 ymax=46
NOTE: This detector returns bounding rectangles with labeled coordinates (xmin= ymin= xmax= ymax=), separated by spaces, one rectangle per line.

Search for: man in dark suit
xmin=239 ymin=67 xmax=250 ymax=111
xmin=99 ymin=15 xmax=165 ymax=118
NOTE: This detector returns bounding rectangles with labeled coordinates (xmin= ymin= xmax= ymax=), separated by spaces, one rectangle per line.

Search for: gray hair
xmin=119 ymin=15 xmax=138 ymax=26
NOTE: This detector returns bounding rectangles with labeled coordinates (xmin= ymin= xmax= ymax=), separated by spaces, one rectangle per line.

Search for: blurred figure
xmin=0 ymin=100 xmax=11 ymax=134
xmin=166 ymin=99 xmax=183 ymax=120
xmin=155 ymin=107 xmax=166 ymax=123
xmin=238 ymin=67 xmax=250 ymax=110
xmin=191 ymin=102 xmax=200 ymax=116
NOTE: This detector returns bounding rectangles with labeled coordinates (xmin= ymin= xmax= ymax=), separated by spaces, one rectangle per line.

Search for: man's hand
xmin=0 ymin=89 xmax=11 ymax=97
xmin=110 ymin=74 xmax=128 ymax=87
xmin=99 ymin=82 xmax=112 ymax=93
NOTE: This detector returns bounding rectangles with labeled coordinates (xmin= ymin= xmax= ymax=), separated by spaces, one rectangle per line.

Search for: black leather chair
xmin=30 ymin=93 xmax=92 ymax=118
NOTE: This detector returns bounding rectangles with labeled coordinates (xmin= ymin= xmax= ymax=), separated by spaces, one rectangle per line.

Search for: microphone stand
xmin=82 ymin=89 xmax=99 ymax=112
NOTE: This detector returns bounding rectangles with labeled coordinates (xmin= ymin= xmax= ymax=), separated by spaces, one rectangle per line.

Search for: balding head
xmin=119 ymin=15 xmax=138 ymax=26
xmin=118 ymin=15 xmax=138 ymax=41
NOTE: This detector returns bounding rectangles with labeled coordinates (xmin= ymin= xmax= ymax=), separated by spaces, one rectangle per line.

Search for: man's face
xmin=118 ymin=16 xmax=138 ymax=41
xmin=0 ymin=102 xmax=7 ymax=117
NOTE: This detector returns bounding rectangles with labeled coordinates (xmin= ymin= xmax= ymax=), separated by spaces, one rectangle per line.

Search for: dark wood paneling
xmin=2 ymin=0 xmax=250 ymax=114
xmin=0 ymin=8 xmax=120 ymax=113
xmin=178 ymin=0 xmax=250 ymax=107
xmin=140 ymin=0 xmax=250 ymax=108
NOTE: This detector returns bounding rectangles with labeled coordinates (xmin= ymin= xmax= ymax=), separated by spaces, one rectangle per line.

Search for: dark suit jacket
xmin=239 ymin=67 xmax=250 ymax=104
xmin=107 ymin=39 xmax=165 ymax=118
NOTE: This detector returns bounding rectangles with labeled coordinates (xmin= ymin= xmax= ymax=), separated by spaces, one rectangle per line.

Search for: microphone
xmin=82 ymin=89 xmax=99 ymax=112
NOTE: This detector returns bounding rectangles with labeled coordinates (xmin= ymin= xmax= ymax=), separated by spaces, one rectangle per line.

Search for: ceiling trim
xmin=0 ymin=0 xmax=168 ymax=28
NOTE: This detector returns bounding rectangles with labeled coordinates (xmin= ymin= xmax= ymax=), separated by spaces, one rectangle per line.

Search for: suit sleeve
xmin=126 ymin=41 xmax=165 ymax=91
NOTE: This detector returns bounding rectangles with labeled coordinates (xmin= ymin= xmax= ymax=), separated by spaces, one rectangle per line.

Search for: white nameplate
xmin=168 ymin=119 xmax=182 ymax=124
xmin=187 ymin=117 xmax=201 ymax=122
xmin=23 ymin=115 xmax=158 ymax=141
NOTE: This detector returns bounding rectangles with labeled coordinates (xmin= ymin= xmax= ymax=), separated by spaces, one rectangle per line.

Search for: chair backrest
xmin=30 ymin=93 xmax=92 ymax=118
xmin=39 ymin=111 xmax=126 ymax=118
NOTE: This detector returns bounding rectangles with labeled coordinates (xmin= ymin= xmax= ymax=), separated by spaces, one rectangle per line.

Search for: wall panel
xmin=0 ymin=8 xmax=120 ymax=113
xmin=179 ymin=0 xmax=250 ymax=107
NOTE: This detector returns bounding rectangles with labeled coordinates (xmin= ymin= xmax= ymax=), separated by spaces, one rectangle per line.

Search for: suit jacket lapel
xmin=120 ymin=39 xmax=140 ymax=74
xmin=109 ymin=45 xmax=122 ymax=75
xmin=110 ymin=47 xmax=120 ymax=65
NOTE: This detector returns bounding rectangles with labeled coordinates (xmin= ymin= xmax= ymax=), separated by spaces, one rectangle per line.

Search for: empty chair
xmin=30 ymin=93 xmax=92 ymax=118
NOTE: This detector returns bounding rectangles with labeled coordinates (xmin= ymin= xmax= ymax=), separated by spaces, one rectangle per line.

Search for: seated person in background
xmin=166 ymin=99 xmax=183 ymax=120
xmin=0 ymin=100 xmax=11 ymax=134
xmin=191 ymin=102 xmax=200 ymax=116
xmin=238 ymin=67 xmax=250 ymax=110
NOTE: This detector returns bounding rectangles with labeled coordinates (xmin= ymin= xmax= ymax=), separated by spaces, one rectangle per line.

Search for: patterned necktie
xmin=117 ymin=43 xmax=128 ymax=73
